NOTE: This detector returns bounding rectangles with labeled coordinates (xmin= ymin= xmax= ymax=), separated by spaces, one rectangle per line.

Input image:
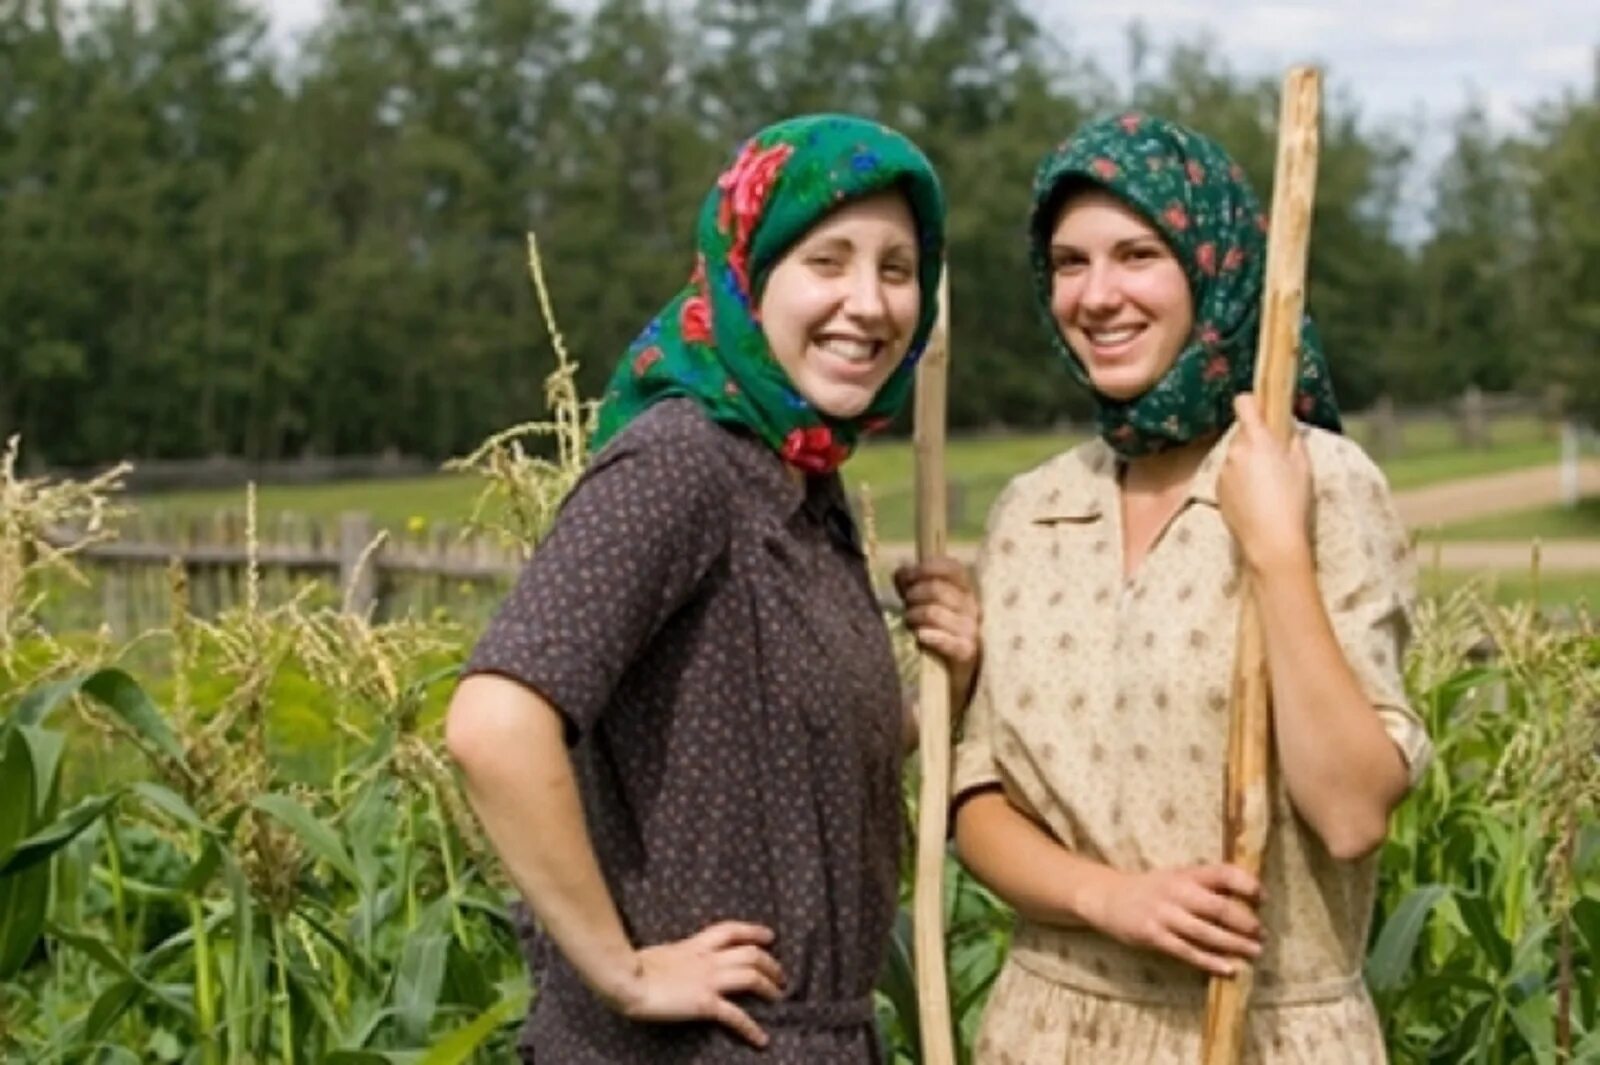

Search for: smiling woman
xmin=950 ymin=112 xmax=1432 ymax=1064
xmin=442 ymin=114 xmax=980 ymax=1065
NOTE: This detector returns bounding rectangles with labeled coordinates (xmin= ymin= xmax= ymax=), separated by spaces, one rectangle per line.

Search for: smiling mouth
xmin=1081 ymin=324 xmax=1147 ymax=356
xmin=813 ymin=335 xmax=885 ymax=365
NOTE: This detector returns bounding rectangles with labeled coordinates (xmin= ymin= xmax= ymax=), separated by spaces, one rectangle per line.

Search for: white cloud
xmin=1033 ymin=0 xmax=1595 ymax=134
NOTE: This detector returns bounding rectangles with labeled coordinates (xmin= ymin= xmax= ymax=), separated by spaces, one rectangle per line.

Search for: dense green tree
xmin=1522 ymin=64 xmax=1600 ymax=426
xmin=1400 ymin=104 xmax=1530 ymax=400
xmin=0 ymin=0 xmax=1586 ymax=464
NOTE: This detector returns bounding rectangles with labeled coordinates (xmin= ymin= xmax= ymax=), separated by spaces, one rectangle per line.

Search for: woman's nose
xmin=1077 ymin=261 xmax=1122 ymax=313
xmin=842 ymin=265 xmax=888 ymax=321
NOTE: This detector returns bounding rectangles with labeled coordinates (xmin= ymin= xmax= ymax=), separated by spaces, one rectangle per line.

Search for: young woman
xmin=951 ymin=113 xmax=1432 ymax=1062
xmin=445 ymin=114 xmax=976 ymax=1063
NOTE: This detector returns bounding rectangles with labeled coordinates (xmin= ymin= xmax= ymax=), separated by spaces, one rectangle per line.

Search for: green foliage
xmin=6 ymin=0 xmax=1582 ymax=466
xmin=1523 ymin=72 xmax=1600 ymax=429
xmin=4 ymin=514 xmax=1599 ymax=1060
xmin=1433 ymin=499 xmax=1600 ymax=542
xmin=1370 ymin=593 xmax=1600 ymax=1061
xmin=0 ymin=653 xmax=526 ymax=1060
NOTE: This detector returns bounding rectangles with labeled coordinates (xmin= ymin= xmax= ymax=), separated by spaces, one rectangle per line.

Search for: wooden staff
xmin=912 ymin=267 xmax=956 ymax=1065
xmin=1200 ymin=66 xmax=1323 ymax=1065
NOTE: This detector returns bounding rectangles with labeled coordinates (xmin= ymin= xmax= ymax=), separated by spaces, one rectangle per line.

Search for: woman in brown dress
xmin=445 ymin=114 xmax=978 ymax=1063
xmin=950 ymin=113 xmax=1432 ymax=1062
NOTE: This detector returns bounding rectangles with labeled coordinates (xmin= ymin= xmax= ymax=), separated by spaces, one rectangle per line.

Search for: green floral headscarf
xmin=1029 ymin=112 xmax=1341 ymax=457
xmin=591 ymin=114 xmax=946 ymax=473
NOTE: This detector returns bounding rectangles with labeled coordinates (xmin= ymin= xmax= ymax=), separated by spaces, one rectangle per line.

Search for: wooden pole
xmin=1199 ymin=66 xmax=1322 ymax=1065
xmin=912 ymin=267 xmax=955 ymax=1065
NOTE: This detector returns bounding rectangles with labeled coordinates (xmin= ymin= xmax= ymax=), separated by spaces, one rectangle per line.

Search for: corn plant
xmin=1370 ymin=588 xmax=1599 ymax=1063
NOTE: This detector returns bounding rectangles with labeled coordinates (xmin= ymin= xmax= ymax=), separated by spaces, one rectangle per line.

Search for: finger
xmin=1173 ymin=910 xmax=1263 ymax=959
xmin=905 ymin=601 xmax=977 ymax=635
xmin=1158 ymin=931 xmax=1242 ymax=977
xmin=720 ymin=945 xmax=785 ymax=987
xmin=700 ymin=921 xmax=776 ymax=949
xmin=1194 ymin=864 xmax=1262 ymax=903
xmin=1288 ymin=433 xmax=1311 ymax=473
xmin=903 ymin=616 xmax=979 ymax=659
xmin=901 ymin=604 xmax=940 ymax=634
xmin=713 ymin=965 xmax=784 ymax=1002
xmin=1191 ymin=891 xmax=1263 ymax=938
xmin=910 ymin=629 xmax=975 ymax=664
xmin=1233 ymin=392 xmax=1264 ymax=433
xmin=917 ymin=556 xmax=972 ymax=584
xmin=900 ymin=574 xmax=976 ymax=610
xmin=709 ymin=997 xmax=769 ymax=1048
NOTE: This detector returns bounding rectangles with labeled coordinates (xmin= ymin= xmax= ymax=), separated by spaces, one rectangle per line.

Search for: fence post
xmin=1456 ymin=386 xmax=1488 ymax=449
xmin=1368 ymin=394 xmax=1400 ymax=460
xmin=101 ymin=567 xmax=127 ymax=640
xmin=339 ymin=511 xmax=379 ymax=616
xmin=1541 ymin=384 xmax=1568 ymax=441
xmin=1561 ymin=421 xmax=1581 ymax=508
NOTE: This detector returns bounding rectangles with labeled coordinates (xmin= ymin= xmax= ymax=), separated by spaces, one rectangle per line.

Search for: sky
xmin=264 ymin=0 xmax=1595 ymax=127
xmin=1042 ymin=1 xmax=1595 ymax=131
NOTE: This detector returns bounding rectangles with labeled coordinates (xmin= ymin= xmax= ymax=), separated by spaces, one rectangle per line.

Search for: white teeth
xmin=1088 ymin=326 xmax=1141 ymax=345
xmin=817 ymin=337 xmax=878 ymax=362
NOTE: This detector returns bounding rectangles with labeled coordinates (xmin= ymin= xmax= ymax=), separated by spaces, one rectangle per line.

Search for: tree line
xmin=2 ymin=0 xmax=1597 ymax=466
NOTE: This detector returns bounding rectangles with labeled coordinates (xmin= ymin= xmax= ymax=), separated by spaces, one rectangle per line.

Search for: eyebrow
xmin=806 ymin=235 xmax=918 ymax=257
xmin=1050 ymin=236 xmax=1165 ymax=255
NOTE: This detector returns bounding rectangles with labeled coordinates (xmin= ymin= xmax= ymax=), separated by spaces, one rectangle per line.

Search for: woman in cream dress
xmin=950 ymin=113 xmax=1432 ymax=1063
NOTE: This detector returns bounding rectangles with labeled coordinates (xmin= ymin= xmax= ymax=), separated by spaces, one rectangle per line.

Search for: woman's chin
xmin=796 ymin=381 xmax=879 ymax=421
xmin=1089 ymin=375 xmax=1154 ymax=404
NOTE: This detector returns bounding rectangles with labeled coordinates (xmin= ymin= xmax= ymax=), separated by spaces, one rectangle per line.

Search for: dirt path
xmin=874 ymin=460 xmax=1600 ymax=573
xmin=1415 ymin=541 xmax=1600 ymax=573
xmin=1393 ymin=459 xmax=1600 ymax=528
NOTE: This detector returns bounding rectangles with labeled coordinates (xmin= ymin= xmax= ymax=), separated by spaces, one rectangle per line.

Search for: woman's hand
xmin=893 ymin=555 xmax=981 ymax=708
xmin=1087 ymin=864 xmax=1264 ymax=977
xmin=612 ymin=921 xmax=785 ymax=1048
xmin=1217 ymin=393 xmax=1314 ymax=575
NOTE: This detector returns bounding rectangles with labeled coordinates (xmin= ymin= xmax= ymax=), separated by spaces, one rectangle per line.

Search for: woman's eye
xmin=882 ymin=261 xmax=913 ymax=282
xmin=1052 ymin=256 xmax=1086 ymax=274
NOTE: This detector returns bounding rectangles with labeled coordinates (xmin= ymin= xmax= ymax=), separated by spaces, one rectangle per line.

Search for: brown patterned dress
xmin=466 ymin=399 xmax=904 ymax=1063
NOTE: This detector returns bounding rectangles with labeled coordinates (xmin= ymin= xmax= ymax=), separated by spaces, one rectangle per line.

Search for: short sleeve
xmin=1310 ymin=432 xmax=1433 ymax=786
xmin=950 ymin=479 xmax=1024 ymax=805
xmin=464 ymin=404 xmax=733 ymax=738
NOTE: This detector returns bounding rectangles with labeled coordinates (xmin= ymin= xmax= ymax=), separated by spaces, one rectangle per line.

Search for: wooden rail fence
xmin=46 ymin=512 xmax=526 ymax=635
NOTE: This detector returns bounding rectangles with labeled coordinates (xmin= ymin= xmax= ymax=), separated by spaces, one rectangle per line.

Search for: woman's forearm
xmin=1251 ymin=551 xmax=1409 ymax=860
xmin=445 ymin=674 xmax=641 ymax=1009
xmin=952 ymin=790 xmax=1117 ymax=931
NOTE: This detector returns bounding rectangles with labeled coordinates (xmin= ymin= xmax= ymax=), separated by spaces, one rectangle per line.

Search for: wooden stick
xmin=912 ymin=267 xmax=956 ymax=1065
xmin=1199 ymin=66 xmax=1322 ymax=1065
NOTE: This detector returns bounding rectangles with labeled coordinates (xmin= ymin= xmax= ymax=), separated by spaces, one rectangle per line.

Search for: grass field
xmin=1432 ymin=497 xmax=1600 ymax=541
xmin=1416 ymin=565 xmax=1600 ymax=612
xmin=129 ymin=417 xmax=1566 ymax=544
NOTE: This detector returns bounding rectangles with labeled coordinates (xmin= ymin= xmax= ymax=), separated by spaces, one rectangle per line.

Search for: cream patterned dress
xmin=952 ymin=425 xmax=1432 ymax=1064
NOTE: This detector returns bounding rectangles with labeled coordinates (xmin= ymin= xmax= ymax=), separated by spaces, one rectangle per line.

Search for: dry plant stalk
xmin=445 ymin=232 xmax=598 ymax=555
xmin=0 ymin=435 xmax=128 ymax=674
xmin=1202 ymin=66 xmax=1322 ymax=1065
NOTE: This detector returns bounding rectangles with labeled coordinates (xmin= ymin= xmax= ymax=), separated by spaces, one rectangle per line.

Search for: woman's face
xmin=757 ymin=190 xmax=921 ymax=420
xmin=1047 ymin=188 xmax=1194 ymax=402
